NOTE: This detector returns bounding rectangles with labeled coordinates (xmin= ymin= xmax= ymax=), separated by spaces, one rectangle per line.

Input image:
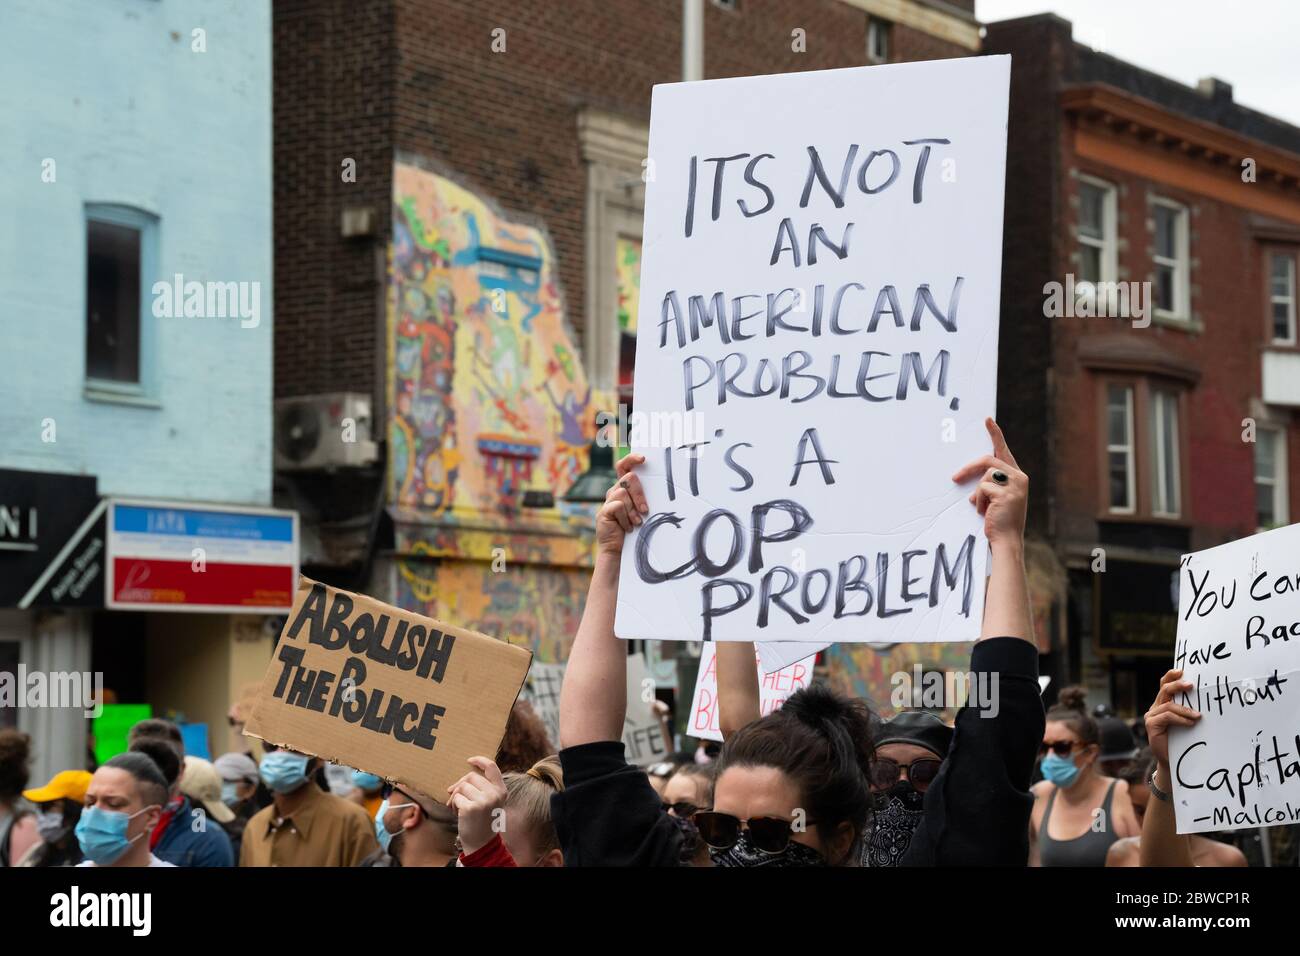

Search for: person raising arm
xmin=1136 ymin=668 xmax=1200 ymax=867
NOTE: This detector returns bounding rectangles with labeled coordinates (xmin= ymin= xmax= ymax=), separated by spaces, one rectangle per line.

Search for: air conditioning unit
xmin=274 ymin=393 xmax=379 ymax=472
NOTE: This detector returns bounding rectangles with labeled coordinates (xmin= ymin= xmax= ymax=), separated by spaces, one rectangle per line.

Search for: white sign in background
xmin=616 ymin=56 xmax=1010 ymax=645
xmin=523 ymin=655 xmax=669 ymax=766
xmin=1169 ymin=523 xmax=1300 ymax=834
xmin=689 ymin=642 xmax=817 ymax=742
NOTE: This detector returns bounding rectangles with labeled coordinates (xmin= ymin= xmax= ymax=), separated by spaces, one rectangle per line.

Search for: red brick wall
xmin=273 ymin=0 xmax=396 ymax=401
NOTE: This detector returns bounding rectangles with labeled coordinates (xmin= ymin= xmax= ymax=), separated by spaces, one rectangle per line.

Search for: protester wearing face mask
xmin=75 ymin=753 xmax=175 ymax=868
xmin=363 ymin=782 xmax=459 ymax=867
xmin=1030 ymin=687 xmax=1139 ymax=866
xmin=16 ymin=770 xmax=92 ymax=867
xmin=711 ymin=418 xmax=1045 ymax=866
xmin=239 ymin=745 xmax=378 ymax=866
xmin=661 ymin=763 xmax=714 ymax=866
xmin=861 ymin=712 xmax=952 ymax=867
xmin=127 ymin=736 xmax=234 ymax=867
xmin=214 ymin=751 xmax=266 ymax=859
xmin=347 ymin=767 xmax=386 ymax=821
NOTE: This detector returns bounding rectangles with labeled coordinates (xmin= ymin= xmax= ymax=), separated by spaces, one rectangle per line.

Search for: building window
xmin=1078 ymin=176 xmax=1117 ymax=287
xmin=86 ymin=219 xmax=142 ymax=383
xmin=1152 ymin=198 xmax=1190 ymax=319
xmin=1106 ymin=384 xmax=1136 ymax=513
xmin=1256 ymin=428 xmax=1289 ymax=530
xmin=84 ymin=204 xmax=158 ymax=399
xmin=1270 ymin=251 xmax=1297 ymax=345
xmin=867 ymin=18 xmax=892 ymax=63
xmin=1150 ymin=389 xmax=1181 ymax=518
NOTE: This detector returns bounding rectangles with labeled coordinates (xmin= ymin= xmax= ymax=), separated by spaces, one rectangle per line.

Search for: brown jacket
xmin=238 ymin=783 xmax=378 ymax=867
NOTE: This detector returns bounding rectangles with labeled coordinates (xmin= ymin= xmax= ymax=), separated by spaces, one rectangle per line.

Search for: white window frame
xmin=1270 ymin=251 xmax=1297 ymax=345
xmin=1151 ymin=389 xmax=1182 ymax=518
xmin=1256 ymin=427 xmax=1290 ymax=530
xmin=1152 ymin=198 xmax=1190 ymax=321
xmin=1077 ymin=175 xmax=1118 ymax=287
xmin=1106 ymin=384 xmax=1136 ymax=515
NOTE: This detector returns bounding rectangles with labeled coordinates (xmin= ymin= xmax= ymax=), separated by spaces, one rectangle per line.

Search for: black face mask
xmin=669 ymin=811 xmax=702 ymax=864
xmin=709 ymin=831 xmax=828 ymax=868
xmin=863 ymin=782 xmax=926 ymax=867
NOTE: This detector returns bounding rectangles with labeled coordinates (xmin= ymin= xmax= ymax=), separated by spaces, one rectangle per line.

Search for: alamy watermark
xmin=151 ymin=273 xmax=261 ymax=328
xmin=1042 ymin=274 xmax=1151 ymax=329
xmin=890 ymin=664 xmax=999 ymax=717
xmin=0 ymin=666 xmax=103 ymax=718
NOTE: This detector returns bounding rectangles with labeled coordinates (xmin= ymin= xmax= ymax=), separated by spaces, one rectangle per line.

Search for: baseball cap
xmin=23 ymin=769 xmax=93 ymax=805
xmin=180 ymin=756 xmax=236 ymax=824
xmin=214 ymin=751 xmax=260 ymax=783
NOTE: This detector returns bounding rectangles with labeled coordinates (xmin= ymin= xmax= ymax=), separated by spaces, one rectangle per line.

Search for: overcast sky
xmin=976 ymin=0 xmax=1300 ymax=127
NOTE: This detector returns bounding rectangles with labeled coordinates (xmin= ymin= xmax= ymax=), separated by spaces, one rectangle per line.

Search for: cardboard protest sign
xmin=245 ymin=577 xmax=532 ymax=799
xmin=615 ymin=56 xmax=1009 ymax=644
xmin=689 ymin=643 xmax=816 ymax=741
xmin=624 ymin=652 xmax=670 ymax=766
xmin=522 ymin=660 xmax=566 ymax=748
xmin=1168 ymin=524 xmax=1300 ymax=833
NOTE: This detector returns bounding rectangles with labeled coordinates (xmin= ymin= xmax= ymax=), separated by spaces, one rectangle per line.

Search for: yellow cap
xmin=23 ymin=769 xmax=93 ymax=805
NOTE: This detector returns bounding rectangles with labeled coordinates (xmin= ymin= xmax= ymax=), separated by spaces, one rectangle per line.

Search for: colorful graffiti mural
xmin=394 ymin=557 xmax=588 ymax=664
xmin=825 ymin=642 xmax=975 ymax=720
xmin=616 ymin=236 xmax=641 ymax=333
xmin=389 ymin=164 xmax=594 ymax=518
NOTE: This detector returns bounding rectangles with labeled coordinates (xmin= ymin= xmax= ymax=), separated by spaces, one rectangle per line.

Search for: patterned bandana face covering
xmin=709 ymin=830 xmax=828 ymax=868
xmin=863 ymin=782 xmax=926 ymax=867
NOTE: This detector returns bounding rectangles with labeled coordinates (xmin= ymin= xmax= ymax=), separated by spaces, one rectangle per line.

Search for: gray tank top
xmin=1038 ymin=780 xmax=1119 ymax=867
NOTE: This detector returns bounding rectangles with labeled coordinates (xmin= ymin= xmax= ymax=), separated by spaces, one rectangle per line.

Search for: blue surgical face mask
xmin=374 ymin=797 xmax=417 ymax=853
xmin=352 ymin=770 xmax=383 ymax=792
xmin=1041 ymin=751 xmax=1082 ymax=788
xmin=260 ymin=751 xmax=311 ymax=794
xmin=74 ymin=805 xmax=155 ymax=865
xmin=221 ymin=781 xmax=241 ymax=805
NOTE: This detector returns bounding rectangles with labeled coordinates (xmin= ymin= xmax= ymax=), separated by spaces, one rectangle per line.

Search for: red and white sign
xmin=688 ymin=643 xmax=816 ymax=742
xmin=106 ymin=499 xmax=298 ymax=613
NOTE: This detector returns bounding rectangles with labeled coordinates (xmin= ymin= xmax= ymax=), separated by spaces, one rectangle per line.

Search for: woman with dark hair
xmin=0 ymin=729 xmax=38 ymax=867
xmin=1030 ymin=686 xmax=1140 ymax=866
xmin=551 ymin=418 xmax=1043 ymax=866
xmin=495 ymin=698 xmax=554 ymax=774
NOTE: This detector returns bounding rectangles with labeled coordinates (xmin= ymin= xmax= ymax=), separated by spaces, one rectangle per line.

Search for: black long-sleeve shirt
xmin=900 ymin=636 xmax=1045 ymax=865
xmin=551 ymin=636 xmax=1043 ymax=866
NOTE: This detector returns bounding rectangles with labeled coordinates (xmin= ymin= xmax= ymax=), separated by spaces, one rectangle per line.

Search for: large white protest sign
xmin=615 ymin=56 xmax=1010 ymax=644
xmin=1169 ymin=523 xmax=1300 ymax=833
xmin=689 ymin=643 xmax=816 ymax=741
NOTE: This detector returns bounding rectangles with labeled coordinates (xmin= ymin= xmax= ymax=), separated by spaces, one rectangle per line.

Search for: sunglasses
xmin=693 ymin=812 xmax=818 ymax=854
xmin=661 ymin=801 xmax=705 ymax=818
xmin=869 ymin=757 xmax=942 ymax=792
xmin=1039 ymin=741 xmax=1082 ymax=757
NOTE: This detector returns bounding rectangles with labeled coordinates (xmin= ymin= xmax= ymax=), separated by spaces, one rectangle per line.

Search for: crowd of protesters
xmin=0 ymin=421 xmax=1256 ymax=868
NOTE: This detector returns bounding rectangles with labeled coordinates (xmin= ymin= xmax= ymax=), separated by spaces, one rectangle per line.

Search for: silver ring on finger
xmin=991 ymin=469 xmax=1009 ymax=485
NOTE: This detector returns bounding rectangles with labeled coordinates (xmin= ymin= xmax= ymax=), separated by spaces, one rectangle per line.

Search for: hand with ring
xmin=951 ymin=418 xmax=1028 ymax=550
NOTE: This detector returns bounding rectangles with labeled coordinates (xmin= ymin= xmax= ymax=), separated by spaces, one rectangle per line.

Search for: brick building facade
xmin=271 ymin=0 xmax=984 ymax=721
xmin=986 ymin=15 xmax=1300 ymax=714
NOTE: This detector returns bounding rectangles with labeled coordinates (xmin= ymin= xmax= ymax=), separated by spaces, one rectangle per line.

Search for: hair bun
xmin=1056 ymin=685 xmax=1088 ymax=713
xmin=781 ymin=684 xmax=874 ymax=776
